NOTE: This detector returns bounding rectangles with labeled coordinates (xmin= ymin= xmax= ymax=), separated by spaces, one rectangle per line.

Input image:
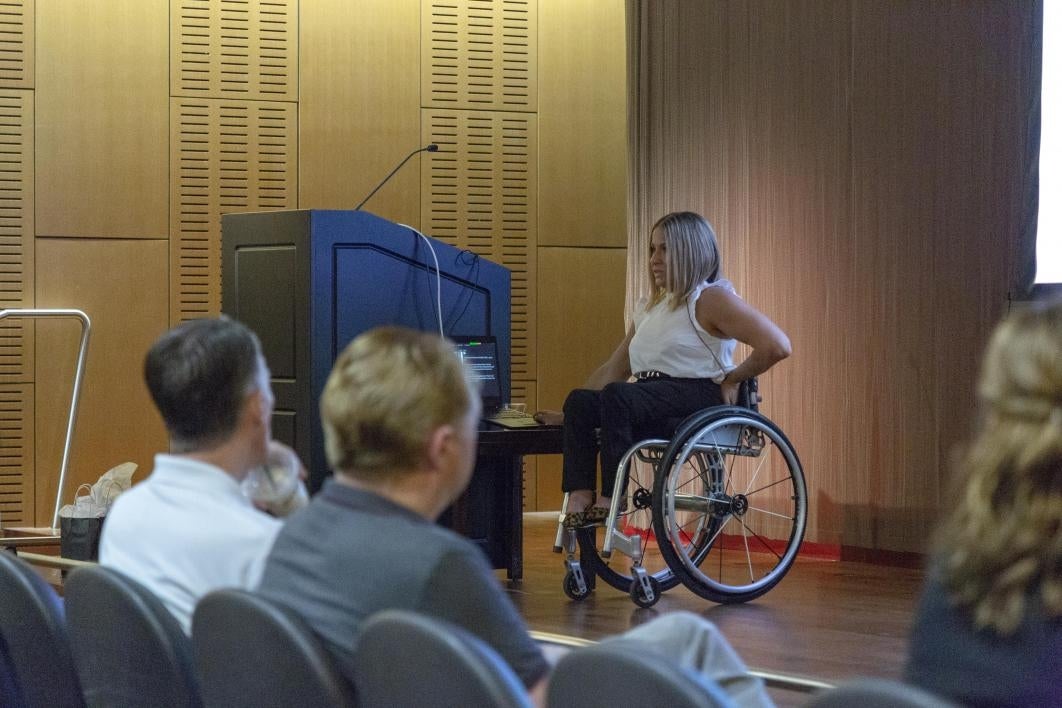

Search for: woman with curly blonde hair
xmin=905 ymin=298 xmax=1062 ymax=706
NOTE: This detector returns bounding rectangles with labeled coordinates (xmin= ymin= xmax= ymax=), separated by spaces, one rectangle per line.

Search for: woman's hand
xmin=720 ymin=380 xmax=740 ymax=406
xmin=533 ymin=409 xmax=564 ymax=426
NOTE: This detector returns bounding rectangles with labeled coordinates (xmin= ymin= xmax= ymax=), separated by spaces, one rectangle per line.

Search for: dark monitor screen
xmin=451 ymin=336 xmax=502 ymax=412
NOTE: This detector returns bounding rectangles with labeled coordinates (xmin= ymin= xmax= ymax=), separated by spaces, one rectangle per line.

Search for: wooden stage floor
xmin=504 ymin=513 xmax=925 ymax=704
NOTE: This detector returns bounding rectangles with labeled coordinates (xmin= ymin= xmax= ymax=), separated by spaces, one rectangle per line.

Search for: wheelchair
xmin=554 ymin=378 xmax=806 ymax=608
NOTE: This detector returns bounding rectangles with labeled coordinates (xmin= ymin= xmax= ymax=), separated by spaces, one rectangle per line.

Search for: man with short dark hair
xmin=100 ymin=317 xmax=286 ymax=633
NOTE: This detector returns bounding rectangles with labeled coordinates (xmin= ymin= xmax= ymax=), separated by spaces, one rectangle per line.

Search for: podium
xmin=221 ymin=210 xmax=511 ymax=493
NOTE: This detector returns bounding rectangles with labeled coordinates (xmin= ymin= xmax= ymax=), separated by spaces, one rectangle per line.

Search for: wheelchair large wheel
xmin=652 ymin=407 xmax=806 ymax=604
xmin=572 ymin=445 xmax=682 ymax=595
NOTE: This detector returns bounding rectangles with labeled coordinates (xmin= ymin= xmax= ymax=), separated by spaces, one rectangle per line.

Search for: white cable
xmin=398 ymin=223 xmax=444 ymax=337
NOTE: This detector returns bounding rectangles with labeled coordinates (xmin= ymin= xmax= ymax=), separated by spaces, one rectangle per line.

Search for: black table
xmin=440 ymin=423 xmax=563 ymax=580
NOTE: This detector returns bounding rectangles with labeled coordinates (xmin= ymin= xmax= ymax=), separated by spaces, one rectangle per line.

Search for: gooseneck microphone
xmin=354 ymin=143 xmax=439 ymax=211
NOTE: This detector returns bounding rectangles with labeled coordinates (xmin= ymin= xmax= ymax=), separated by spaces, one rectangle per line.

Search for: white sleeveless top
xmin=628 ymin=280 xmax=737 ymax=382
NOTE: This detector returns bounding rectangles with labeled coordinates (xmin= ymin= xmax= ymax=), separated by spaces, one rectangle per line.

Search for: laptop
xmin=451 ymin=335 xmax=541 ymax=428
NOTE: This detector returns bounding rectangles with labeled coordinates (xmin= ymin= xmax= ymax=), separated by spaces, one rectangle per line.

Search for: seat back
xmin=547 ymin=642 xmax=735 ymax=708
xmin=192 ymin=589 xmax=356 ymax=708
xmin=64 ymin=565 xmax=202 ymax=708
xmin=0 ymin=552 xmax=85 ymax=708
xmin=353 ymin=610 xmax=532 ymax=708
xmin=805 ymin=678 xmax=956 ymax=707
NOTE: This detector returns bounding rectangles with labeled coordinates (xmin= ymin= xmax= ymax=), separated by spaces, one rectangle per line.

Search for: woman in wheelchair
xmin=536 ymin=211 xmax=791 ymax=530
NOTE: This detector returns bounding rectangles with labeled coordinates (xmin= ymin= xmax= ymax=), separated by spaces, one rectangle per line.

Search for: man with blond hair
xmin=259 ymin=326 xmax=770 ymax=707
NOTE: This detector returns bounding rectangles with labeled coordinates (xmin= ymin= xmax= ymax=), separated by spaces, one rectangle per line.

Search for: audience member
xmin=905 ymin=299 xmax=1062 ymax=706
xmin=100 ymin=317 xmax=293 ymax=633
xmin=259 ymin=326 xmax=771 ymax=707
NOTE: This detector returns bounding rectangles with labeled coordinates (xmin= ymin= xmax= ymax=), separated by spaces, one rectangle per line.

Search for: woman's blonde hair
xmin=320 ymin=326 xmax=476 ymax=479
xmin=934 ymin=298 xmax=1062 ymax=635
xmin=647 ymin=211 xmax=721 ymax=310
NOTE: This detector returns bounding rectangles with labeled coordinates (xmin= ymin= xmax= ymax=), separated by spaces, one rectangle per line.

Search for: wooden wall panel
xmin=170 ymin=98 xmax=297 ymax=323
xmin=298 ymin=0 xmax=420 ymax=224
xmin=0 ymin=383 xmax=32 ymax=526
xmin=172 ymin=0 xmax=297 ymax=101
xmin=0 ymin=89 xmax=32 ymax=382
xmin=744 ymin=3 xmax=856 ymax=547
xmin=35 ymin=0 xmax=168 ymax=238
xmin=0 ymin=85 xmax=32 ymax=525
xmin=535 ymin=246 xmax=627 ymax=511
xmin=423 ymin=0 xmax=536 ymax=112
xmin=538 ymin=0 xmax=626 ymax=248
xmin=0 ymin=0 xmax=33 ymax=88
xmin=34 ymin=239 xmax=169 ymax=526
xmin=629 ymin=1 xmax=750 ymax=316
xmin=631 ymin=1 xmax=1039 ymax=552
xmin=848 ymin=1 xmax=1035 ymax=551
xmin=422 ymin=109 xmax=537 ymax=400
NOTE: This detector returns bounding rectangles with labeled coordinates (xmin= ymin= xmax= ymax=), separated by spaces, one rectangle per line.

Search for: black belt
xmin=633 ymin=370 xmax=672 ymax=380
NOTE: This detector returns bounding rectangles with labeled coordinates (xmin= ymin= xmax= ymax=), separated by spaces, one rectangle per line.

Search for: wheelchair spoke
xmin=672 ymin=469 xmax=711 ymax=496
xmin=700 ymin=514 xmax=732 ymax=549
xmin=746 ymin=476 xmax=791 ymax=497
xmin=746 ymin=505 xmax=794 ymax=521
xmin=674 ymin=509 xmax=710 ymax=536
xmin=742 ymin=523 xmax=754 ymax=582
xmin=735 ymin=516 xmax=783 ymax=561
xmin=741 ymin=442 xmax=771 ymax=496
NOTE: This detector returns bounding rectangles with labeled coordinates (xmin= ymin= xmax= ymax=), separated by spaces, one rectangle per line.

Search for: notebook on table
xmin=451 ymin=335 xmax=541 ymax=428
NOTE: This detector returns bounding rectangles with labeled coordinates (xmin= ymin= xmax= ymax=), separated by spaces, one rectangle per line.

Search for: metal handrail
xmin=0 ymin=309 xmax=92 ymax=530
xmin=16 ymin=551 xmax=95 ymax=570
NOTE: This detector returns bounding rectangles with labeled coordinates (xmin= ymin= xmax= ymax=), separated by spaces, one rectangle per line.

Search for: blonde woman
xmin=541 ymin=211 xmax=791 ymax=528
xmin=905 ymin=298 xmax=1062 ymax=706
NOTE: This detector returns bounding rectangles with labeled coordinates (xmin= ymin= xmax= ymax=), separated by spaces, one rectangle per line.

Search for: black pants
xmin=561 ymin=378 xmax=724 ymax=498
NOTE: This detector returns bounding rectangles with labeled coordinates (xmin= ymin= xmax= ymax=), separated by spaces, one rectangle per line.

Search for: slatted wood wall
xmin=421 ymin=109 xmax=538 ymax=402
xmin=170 ymin=98 xmax=297 ymax=322
xmin=0 ymin=89 xmax=34 ymax=526
xmin=422 ymin=0 xmax=536 ymax=111
xmin=17 ymin=0 xmax=622 ymax=523
xmin=0 ymin=1 xmax=31 ymax=525
xmin=171 ymin=0 xmax=296 ymax=100
xmin=170 ymin=0 xmax=297 ymax=324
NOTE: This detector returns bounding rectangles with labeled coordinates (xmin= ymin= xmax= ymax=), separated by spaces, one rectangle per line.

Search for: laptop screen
xmin=451 ymin=336 xmax=502 ymax=413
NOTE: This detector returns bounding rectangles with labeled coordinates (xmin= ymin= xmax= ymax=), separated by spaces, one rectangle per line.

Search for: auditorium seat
xmin=353 ymin=610 xmax=531 ymax=708
xmin=0 ymin=551 xmax=85 ymax=707
xmin=64 ymin=565 xmax=202 ymax=708
xmin=547 ymin=641 xmax=735 ymax=708
xmin=192 ymin=589 xmax=355 ymax=708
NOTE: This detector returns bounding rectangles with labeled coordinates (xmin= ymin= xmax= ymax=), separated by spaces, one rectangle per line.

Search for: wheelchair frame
xmin=554 ymin=382 xmax=807 ymax=608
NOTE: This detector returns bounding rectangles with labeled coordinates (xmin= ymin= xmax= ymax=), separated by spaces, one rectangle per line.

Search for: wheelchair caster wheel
xmin=629 ymin=575 xmax=661 ymax=608
xmin=563 ymin=570 xmax=592 ymax=601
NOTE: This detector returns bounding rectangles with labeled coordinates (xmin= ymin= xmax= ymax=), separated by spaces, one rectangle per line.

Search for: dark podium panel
xmin=221 ymin=210 xmax=511 ymax=493
xmin=445 ymin=423 xmax=563 ymax=580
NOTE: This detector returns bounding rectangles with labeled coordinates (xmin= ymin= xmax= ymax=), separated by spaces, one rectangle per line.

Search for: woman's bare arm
xmin=696 ymin=288 xmax=791 ymax=404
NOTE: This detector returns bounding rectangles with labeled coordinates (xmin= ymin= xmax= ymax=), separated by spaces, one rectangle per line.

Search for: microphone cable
xmin=398 ymin=223 xmax=445 ymax=337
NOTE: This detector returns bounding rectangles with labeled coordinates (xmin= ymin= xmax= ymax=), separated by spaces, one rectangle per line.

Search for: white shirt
xmin=99 ymin=454 xmax=282 ymax=633
xmin=629 ymin=280 xmax=737 ymax=381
